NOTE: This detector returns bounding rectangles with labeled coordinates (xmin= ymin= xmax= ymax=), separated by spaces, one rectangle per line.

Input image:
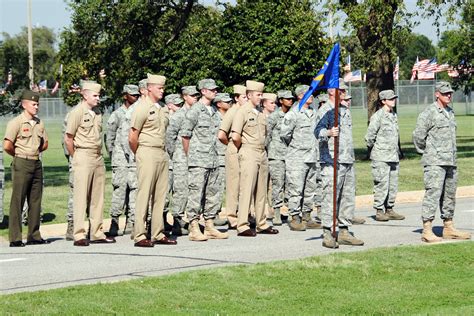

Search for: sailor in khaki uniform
xmin=129 ymin=73 xmax=176 ymax=247
xmin=231 ymin=80 xmax=279 ymax=236
xmin=4 ymin=90 xmax=49 ymax=247
xmin=64 ymin=82 xmax=115 ymax=246
xmin=217 ymin=84 xmax=247 ymax=229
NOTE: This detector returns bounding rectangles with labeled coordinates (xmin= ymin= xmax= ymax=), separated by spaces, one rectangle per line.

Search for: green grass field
xmin=1 ymin=242 xmax=473 ymax=314
xmin=1 ymin=103 xmax=473 ymax=236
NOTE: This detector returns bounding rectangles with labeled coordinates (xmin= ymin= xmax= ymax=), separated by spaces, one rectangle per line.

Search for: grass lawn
xmin=1 ymin=242 xmax=473 ymax=314
xmin=0 ymin=103 xmax=473 ymax=237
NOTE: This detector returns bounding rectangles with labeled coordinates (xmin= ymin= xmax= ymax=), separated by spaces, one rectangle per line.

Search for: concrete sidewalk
xmin=32 ymin=185 xmax=474 ymax=240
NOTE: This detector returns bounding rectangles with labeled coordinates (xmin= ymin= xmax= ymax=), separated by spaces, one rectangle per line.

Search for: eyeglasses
xmin=440 ymin=92 xmax=452 ymax=97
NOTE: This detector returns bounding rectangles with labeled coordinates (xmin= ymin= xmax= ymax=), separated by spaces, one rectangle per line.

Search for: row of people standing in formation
xmin=4 ymin=76 xmax=470 ymax=248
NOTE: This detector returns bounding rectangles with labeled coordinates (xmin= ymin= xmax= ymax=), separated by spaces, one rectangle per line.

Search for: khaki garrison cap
xmin=246 ymin=80 xmax=264 ymax=92
xmin=21 ymin=90 xmax=40 ymax=102
xmin=379 ymin=90 xmax=398 ymax=100
xmin=147 ymin=73 xmax=166 ymax=85
xmin=233 ymin=84 xmax=247 ymax=95
xmin=435 ymin=81 xmax=454 ymax=93
xmin=262 ymin=93 xmax=277 ymax=102
xmin=82 ymin=82 xmax=102 ymax=93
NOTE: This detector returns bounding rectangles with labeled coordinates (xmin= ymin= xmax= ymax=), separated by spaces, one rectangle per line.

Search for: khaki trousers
xmin=72 ymin=150 xmax=106 ymax=241
xmin=225 ymin=141 xmax=240 ymax=227
xmin=237 ymin=146 xmax=269 ymax=233
xmin=134 ymin=146 xmax=168 ymax=242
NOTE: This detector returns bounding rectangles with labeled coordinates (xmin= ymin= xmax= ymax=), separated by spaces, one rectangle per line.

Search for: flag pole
xmin=332 ymin=88 xmax=340 ymax=239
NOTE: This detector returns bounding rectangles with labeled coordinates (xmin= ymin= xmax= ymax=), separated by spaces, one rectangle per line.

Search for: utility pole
xmin=328 ymin=0 xmax=333 ymax=40
xmin=27 ymin=0 xmax=34 ymax=87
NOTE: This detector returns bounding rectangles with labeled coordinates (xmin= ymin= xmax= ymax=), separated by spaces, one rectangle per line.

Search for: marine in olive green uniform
xmin=231 ymin=80 xmax=278 ymax=237
xmin=4 ymin=90 xmax=49 ymax=247
xmin=129 ymin=74 xmax=176 ymax=247
xmin=413 ymin=81 xmax=471 ymax=242
xmin=106 ymin=84 xmax=140 ymax=236
xmin=365 ymin=90 xmax=405 ymax=222
xmin=217 ymin=84 xmax=247 ymax=228
xmin=65 ymin=82 xmax=115 ymax=246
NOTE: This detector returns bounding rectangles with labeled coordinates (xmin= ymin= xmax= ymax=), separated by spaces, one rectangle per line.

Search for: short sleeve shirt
xmin=232 ymin=102 xmax=266 ymax=148
xmin=131 ymin=96 xmax=169 ymax=148
xmin=65 ymin=102 xmax=102 ymax=150
xmin=4 ymin=112 xmax=48 ymax=157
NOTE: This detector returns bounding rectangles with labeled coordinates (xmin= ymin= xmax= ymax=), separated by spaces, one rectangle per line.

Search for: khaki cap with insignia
xmin=378 ymin=90 xmax=398 ymax=100
xmin=21 ymin=89 xmax=40 ymax=102
xmin=147 ymin=73 xmax=166 ymax=85
xmin=82 ymin=82 xmax=102 ymax=93
xmin=246 ymin=80 xmax=264 ymax=92
xmin=262 ymin=93 xmax=277 ymax=102
xmin=435 ymin=81 xmax=454 ymax=93
xmin=233 ymin=84 xmax=247 ymax=95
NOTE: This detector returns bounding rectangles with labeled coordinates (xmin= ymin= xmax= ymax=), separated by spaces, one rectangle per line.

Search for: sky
xmin=0 ymin=0 xmax=454 ymax=45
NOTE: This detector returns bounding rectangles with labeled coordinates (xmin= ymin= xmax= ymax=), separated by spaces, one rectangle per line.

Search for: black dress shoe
xmin=134 ymin=239 xmax=154 ymax=247
xmin=73 ymin=239 xmax=90 ymax=246
xmin=237 ymin=229 xmax=256 ymax=237
xmin=154 ymin=236 xmax=177 ymax=245
xmin=228 ymin=224 xmax=237 ymax=230
xmin=9 ymin=241 xmax=26 ymax=247
xmin=90 ymin=236 xmax=116 ymax=244
xmin=258 ymin=227 xmax=279 ymax=235
xmin=26 ymin=239 xmax=51 ymax=245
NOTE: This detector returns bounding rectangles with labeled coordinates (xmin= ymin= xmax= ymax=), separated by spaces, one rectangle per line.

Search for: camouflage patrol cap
xmin=317 ymin=93 xmax=328 ymax=103
xmin=262 ymin=93 xmax=277 ymax=102
xmin=295 ymin=85 xmax=310 ymax=96
xmin=379 ymin=89 xmax=398 ymax=100
xmin=181 ymin=85 xmax=200 ymax=96
xmin=214 ymin=93 xmax=232 ymax=103
xmin=435 ymin=81 xmax=454 ymax=93
xmin=164 ymin=94 xmax=184 ymax=105
xmin=21 ymin=89 xmax=40 ymax=102
xmin=198 ymin=79 xmax=218 ymax=90
xmin=122 ymin=84 xmax=139 ymax=95
xmin=277 ymin=90 xmax=295 ymax=99
xmin=339 ymin=78 xmax=349 ymax=90
xmin=138 ymin=79 xmax=148 ymax=89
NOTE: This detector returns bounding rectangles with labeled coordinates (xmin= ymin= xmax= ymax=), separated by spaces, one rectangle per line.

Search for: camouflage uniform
xmin=216 ymin=111 xmax=227 ymax=213
xmin=106 ymin=105 xmax=135 ymax=223
xmin=166 ymin=105 xmax=189 ymax=219
xmin=280 ymin=106 xmax=318 ymax=216
xmin=181 ymin=101 xmax=220 ymax=221
xmin=413 ymin=102 xmax=457 ymax=221
xmin=315 ymin=101 xmax=356 ymax=229
xmin=365 ymin=108 xmax=400 ymax=211
xmin=266 ymin=108 xmax=287 ymax=209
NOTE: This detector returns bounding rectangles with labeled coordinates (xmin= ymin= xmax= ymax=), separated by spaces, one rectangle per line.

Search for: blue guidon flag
xmin=298 ymin=42 xmax=340 ymax=111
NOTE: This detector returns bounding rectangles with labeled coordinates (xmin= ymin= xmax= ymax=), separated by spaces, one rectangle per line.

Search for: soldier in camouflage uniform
xmin=313 ymin=93 xmax=328 ymax=222
xmin=413 ymin=81 xmax=471 ymax=242
xmin=315 ymin=79 xmax=364 ymax=249
xmin=106 ymin=84 xmax=140 ymax=236
xmin=281 ymin=85 xmax=321 ymax=231
xmin=365 ymin=90 xmax=405 ymax=222
xmin=266 ymin=90 xmax=293 ymax=225
xmin=181 ymin=79 xmax=228 ymax=241
xmin=166 ymin=86 xmax=200 ymax=236
xmin=214 ymin=93 xmax=232 ymax=226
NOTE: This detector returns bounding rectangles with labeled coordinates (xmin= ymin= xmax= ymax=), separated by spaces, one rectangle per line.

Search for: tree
xmin=58 ymin=0 xmax=195 ymax=106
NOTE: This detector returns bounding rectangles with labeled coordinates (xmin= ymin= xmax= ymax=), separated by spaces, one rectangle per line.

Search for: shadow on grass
xmin=0 ymin=213 xmax=56 ymax=231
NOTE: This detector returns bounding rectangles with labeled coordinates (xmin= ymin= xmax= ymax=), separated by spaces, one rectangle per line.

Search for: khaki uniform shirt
xmin=5 ymin=112 xmax=48 ymax=157
xmin=65 ymin=102 xmax=102 ymax=151
xmin=219 ymin=104 xmax=240 ymax=154
xmin=232 ymin=102 xmax=266 ymax=150
xmin=131 ymin=96 xmax=169 ymax=148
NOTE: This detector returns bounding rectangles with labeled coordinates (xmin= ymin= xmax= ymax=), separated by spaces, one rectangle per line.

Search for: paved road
xmin=1 ymin=198 xmax=473 ymax=294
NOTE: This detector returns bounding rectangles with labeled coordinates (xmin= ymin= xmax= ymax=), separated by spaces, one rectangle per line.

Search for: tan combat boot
xmin=351 ymin=216 xmax=366 ymax=225
xmin=273 ymin=207 xmax=282 ymax=226
xmin=66 ymin=220 xmax=74 ymax=241
xmin=189 ymin=220 xmax=208 ymax=241
xmin=442 ymin=219 xmax=471 ymax=240
xmin=204 ymin=219 xmax=229 ymax=239
xmin=313 ymin=206 xmax=322 ymax=223
xmin=288 ymin=215 xmax=306 ymax=231
xmin=421 ymin=220 xmax=442 ymax=243
xmin=385 ymin=208 xmax=405 ymax=220
xmin=322 ymin=228 xmax=339 ymax=249
xmin=302 ymin=212 xmax=321 ymax=229
xmin=375 ymin=209 xmax=389 ymax=221
xmin=338 ymin=228 xmax=364 ymax=246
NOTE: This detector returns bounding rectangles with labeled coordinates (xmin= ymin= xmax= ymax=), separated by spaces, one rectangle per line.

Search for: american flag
xmin=393 ymin=57 xmax=399 ymax=81
xmin=419 ymin=58 xmax=438 ymax=72
xmin=435 ymin=63 xmax=450 ymax=73
xmin=448 ymin=69 xmax=459 ymax=78
xmin=343 ymin=69 xmax=362 ymax=82
xmin=410 ymin=58 xmax=433 ymax=82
